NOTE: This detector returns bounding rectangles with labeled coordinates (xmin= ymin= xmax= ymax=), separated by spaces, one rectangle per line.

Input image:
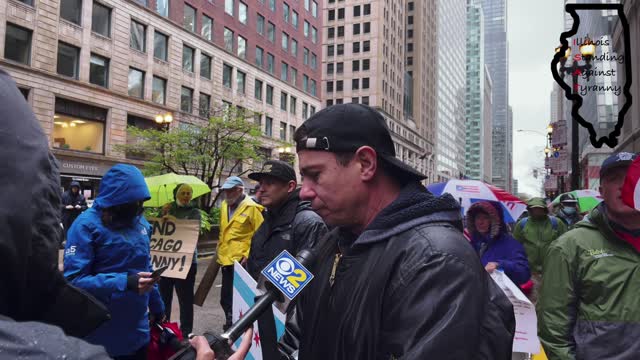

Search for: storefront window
xmin=53 ymin=98 xmax=107 ymax=154
xmin=126 ymin=114 xmax=159 ymax=160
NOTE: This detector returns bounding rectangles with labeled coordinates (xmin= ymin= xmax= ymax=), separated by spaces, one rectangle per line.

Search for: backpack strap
xmin=550 ymin=216 xmax=558 ymax=231
xmin=519 ymin=217 xmax=528 ymax=231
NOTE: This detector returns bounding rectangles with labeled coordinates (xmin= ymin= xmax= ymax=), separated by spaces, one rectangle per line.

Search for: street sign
xmin=554 ymin=151 xmax=560 ymax=158
xmin=261 ymin=250 xmax=314 ymax=300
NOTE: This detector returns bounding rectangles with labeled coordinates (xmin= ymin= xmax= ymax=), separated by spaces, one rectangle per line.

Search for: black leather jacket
xmin=247 ymin=189 xmax=328 ymax=280
xmin=279 ymin=183 xmax=515 ymax=359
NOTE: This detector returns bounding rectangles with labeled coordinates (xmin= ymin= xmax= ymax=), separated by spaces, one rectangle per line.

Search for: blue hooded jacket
xmin=64 ymin=164 xmax=164 ymax=356
xmin=467 ymin=201 xmax=531 ymax=286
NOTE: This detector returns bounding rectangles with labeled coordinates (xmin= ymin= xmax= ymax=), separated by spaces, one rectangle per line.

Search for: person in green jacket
xmin=538 ymin=152 xmax=640 ymax=360
xmin=513 ymin=197 xmax=567 ymax=302
xmin=158 ymin=183 xmax=201 ymax=336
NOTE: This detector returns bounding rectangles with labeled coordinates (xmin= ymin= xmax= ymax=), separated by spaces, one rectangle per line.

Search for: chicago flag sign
xmin=622 ymin=156 xmax=640 ymax=211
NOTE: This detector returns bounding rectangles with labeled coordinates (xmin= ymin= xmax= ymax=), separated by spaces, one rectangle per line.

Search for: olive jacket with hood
xmin=280 ymin=183 xmax=515 ymax=360
xmin=64 ymin=164 xmax=165 ymax=357
xmin=0 ymin=68 xmax=111 ymax=358
xmin=513 ymin=198 xmax=568 ymax=273
xmin=538 ymin=203 xmax=640 ymax=360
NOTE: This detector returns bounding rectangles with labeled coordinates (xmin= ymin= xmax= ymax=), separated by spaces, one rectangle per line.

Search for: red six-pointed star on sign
xmin=254 ymin=332 xmax=261 ymax=347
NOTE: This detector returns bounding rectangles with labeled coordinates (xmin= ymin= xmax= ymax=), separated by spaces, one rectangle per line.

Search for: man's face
xmin=223 ymin=186 xmax=243 ymax=204
xmin=600 ymin=166 xmax=636 ymax=217
xmin=257 ymin=176 xmax=294 ymax=209
xmin=529 ymin=207 xmax=547 ymax=219
xmin=176 ymin=186 xmax=193 ymax=206
xmin=71 ymin=186 xmax=79 ymax=194
xmin=298 ymin=150 xmax=363 ymax=228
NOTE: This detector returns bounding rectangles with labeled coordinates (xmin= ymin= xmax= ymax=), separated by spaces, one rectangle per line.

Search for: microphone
xmin=169 ymin=242 xmax=330 ymax=360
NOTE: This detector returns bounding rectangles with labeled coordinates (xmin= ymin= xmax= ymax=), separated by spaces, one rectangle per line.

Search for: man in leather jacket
xmin=276 ymin=104 xmax=515 ymax=360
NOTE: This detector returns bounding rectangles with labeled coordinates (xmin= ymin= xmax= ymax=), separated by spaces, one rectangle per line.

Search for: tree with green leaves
xmin=117 ymin=106 xmax=266 ymax=212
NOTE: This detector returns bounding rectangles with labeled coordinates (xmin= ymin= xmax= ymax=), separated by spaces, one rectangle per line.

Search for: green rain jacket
xmin=537 ymin=203 xmax=640 ymax=360
xmin=513 ymin=198 xmax=567 ymax=273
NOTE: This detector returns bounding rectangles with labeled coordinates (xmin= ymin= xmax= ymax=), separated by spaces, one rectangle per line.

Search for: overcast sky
xmin=508 ymin=0 xmax=564 ymax=196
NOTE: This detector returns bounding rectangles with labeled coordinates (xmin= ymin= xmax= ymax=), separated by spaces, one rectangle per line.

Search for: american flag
xmin=456 ymin=185 xmax=481 ymax=193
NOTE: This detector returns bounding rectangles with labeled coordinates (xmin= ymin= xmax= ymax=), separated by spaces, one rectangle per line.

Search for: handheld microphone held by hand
xmin=169 ymin=246 xmax=324 ymax=360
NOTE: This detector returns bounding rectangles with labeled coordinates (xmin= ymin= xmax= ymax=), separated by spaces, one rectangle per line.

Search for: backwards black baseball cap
xmin=294 ymin=103 xmax=426 ymax=182
xmin=249 ymin=160 xmax=297 ymax=183
xmin=600 ymin=152 xmax=638 ymax=179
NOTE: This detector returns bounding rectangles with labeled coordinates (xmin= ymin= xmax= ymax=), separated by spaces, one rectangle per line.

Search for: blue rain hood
xmin=94 ymin=164 xmax=150 ymax=209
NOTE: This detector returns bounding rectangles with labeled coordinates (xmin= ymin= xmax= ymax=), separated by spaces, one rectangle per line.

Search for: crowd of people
xmin=2 ymin=65 xmax=640 ymax=360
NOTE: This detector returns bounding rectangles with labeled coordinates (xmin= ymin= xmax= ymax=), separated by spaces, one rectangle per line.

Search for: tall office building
xmin=322 ymin=0 xmax=434 ymax=180
xmin=479 ymin=0 xmax=511 ymax=191
xmin=1 ymin=0 xmax=322 ymax=196
xmin=465 ymin=0 xmax=493 ymax=182
xmin=436 ymin=0 xmax=467 ymax=181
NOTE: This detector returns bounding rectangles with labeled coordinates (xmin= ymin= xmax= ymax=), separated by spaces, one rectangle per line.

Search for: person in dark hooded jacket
xmin=64 ymin=164 xmax=165 ymax=359
xmin=158 ymin=183 xmax=201 ymax=336
xmin=466 ymin=201 xmax=531 ymax=286
xmin=61 ymin=180 xmax=88 ymax=238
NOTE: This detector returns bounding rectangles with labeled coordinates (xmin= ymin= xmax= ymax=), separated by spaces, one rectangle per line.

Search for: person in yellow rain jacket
xmin=217 ymin=176 xmax=264 ymax=330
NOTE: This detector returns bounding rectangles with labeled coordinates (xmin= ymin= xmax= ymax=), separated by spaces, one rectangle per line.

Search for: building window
xmin=257 ymin=14 xmax=265 ymax=35
xmin=60 ymin=0 xmax=82 ymax=25
xmin=291 ymin=39 xmax=298 ymax=57
xmin=266 ymin=85 xmax=274 ymax=105
xmin=237 ymin=35 xmax=247 ymax=58
xmin=362 ymin=96 xmax=369 ymax=105
xmin=326 ymin=81 xmax=333 ymax=93
xmin=364 ymin=22 xmax=370 ymax=33
xmin=202 ymin=15 xmax=213 ymax=40
xmin=237 ymin=70 xmax=246 ymax=94
xmin=408 ymin=2 xmax=414 ymax=11
xmin=353 ymin=23 xmax=360 ymax=35
xmin=183 ymin=4 xmax=196 ymax=32
xmin=156 ymin=0 xmax=169 ymax=17
xmin=181 ymin=87 xmax=193 ymax=112
xmin=326 ymin=99 xmax=333 ymax=106
xmin=351 ymin=97 xmax=359 ymax=103
xmin=311 ymin=80 xmax=317 ymax=96
xmin=283 ymin=2 xmax=290 ymax=22
xmin=352 ymin=60 xmax=359 ymax=71
xmin=199 ymin=93 xmax=211 ymax=117
xmin=304 ymin=0 xmax=309 ymax=11
xmin=268 ymin=0 xmax=275 ymax=11
xmin=354 ymin=5 xmax=361 ymax=16
xmin=407 ymin=43 xmax=413 ymax=52
xmin=337 ymin=44 xmax=344 ymax=55
xmin=4 ymin=24 xmax=32 ymax=65
xmin=327 ymin=45 xmax=334 ymax=56
xmin=364 ymin=4 xmax=371 ymax=15
xmin=255 ymin=79 xmax=263 ymax=100
xmin=407 ymin=29 xmax=413 ymax=38
xmin=336 ymin=80 xmax=343 ymax=92
xmin=92 ymin=2 xmax=111 ymax=37
xmin=282 ymin=32 xmax=289 ymax=51
xmin=327 ymin=63 xmax=334 ymax=74
xmin=239 ymin=2 xmax=248 ymax=24
xmin=89 ymin=53 xmax=109 ymax=87
xmin=130 ymin=20 xmax=146 ymax=52
xmin=265 ymin=116 xmax=273 ymax=137
xmin=57 ymin=42 xmax=80 ymax=79
xmin=302 ymin=102 xmax=308 ymax=119
xmin=281 ymin=62 xmax=288 ymax=81
xmin=279 ymin=121 xmax=287 ymax=140
xmin=225 ymin=0 xmax=234 ymax=15
xmin=267 ymin=53 xmax=274 ymax=73
xmin=290 ymin=96 xmax=297 ymax=114
xmin=337 ymin=26 xmax=344 ymax=37
xmin=182 ymin=45 xmax=194 ymax=72
xmin=362 ymin=77 xmax=370 ymax=89
xmin=153 ymin=31 xmax=168 ymax=61
xmin=312 ymin=27 xmax=318 ymax=43
xmin=312 ymin=1 xmax=318 ymax=17
xmin=328 ymin=9 xmax=335 ymax=21
xmin=152 ymin=76 xmax=166 ymax=104
xmin=336 ymin=98 xmax=343 ymax=104
xmin=128 ymin=68 xmax=145 ymax=98
xmin=267 ymin=22 xmax=275 ymax=42
xmin=53 ymin=98 xmax=106 ymax=154
xmin=200 ymin=53 xmax=212 ymax=79
xmin=292 ymin=10 xmax=299 ymax=27
xmin=303 ymin=48 xmax=309 ymax=65
xmin=310 ymin=105 xmax=316 ymax=115
xmin=336 ymin=62 xmax=344 ymax=73
xmin=223 ymin=63 xmax=233 ymax=88
xmin=280 ymin=92 xmax=288 ymax=111
xmin=304 ymin=21 xmax=310 ymax=37
xmin=224 ymin=27 xmax=234 ymax=52
xmin=254 ymin=114 xmax=263 ymax=132
xmin=363 ymin=40 xmax=370 ymax=52
xmin=303 ymin=75 xmax=309 ymax=92
xmin=255 ymin=46 xmax=264 ymax=67
xmin=289 ymin=125 xmax=296 ymax=141
xmin=328 ymin=28 xmax=335 ymax=38
xmin=363 ymin=58 xmax=370 ymax=70
xmin=290 ymin=67 xmax=297 ymax=87
xmin=338 ymin=8 xmax=345 ymax=19
xmin=310 ymin=53 xmax=317 ymax=69
xmin=353 ymin=41 xmax=360 ymax=53
xmin=407 ymin=56 xmax=413 ymax=66
xmin=352 ymin=78 xmax=359 ymax=90
xmin=408 ymin=16 xmax=413 ymax=25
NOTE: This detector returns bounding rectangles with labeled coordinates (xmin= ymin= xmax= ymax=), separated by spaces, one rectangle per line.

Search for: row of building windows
xmin=325 ymin=78 xmax=370 ymax=92
xmin=325 ymin=96 xmax=370 ymax=107
xmin=327 ymin=3 xmax=372 ymax=19
xmin=326 ymin=59 xmax=371 ymax=74
xmin=327 ymin=22 xmax=371 ymax=39
xmin=326 ymin=41 xmax=371 ymax=57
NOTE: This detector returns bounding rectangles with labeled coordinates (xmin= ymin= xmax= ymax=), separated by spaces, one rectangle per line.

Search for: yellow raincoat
xmin=217 ymin=196 xmax=264 ymax=266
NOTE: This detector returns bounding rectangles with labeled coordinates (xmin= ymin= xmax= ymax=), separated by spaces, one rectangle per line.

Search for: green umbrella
xmin=552 ymin=189 xmax=603 ymax=212
xmin=144 ymin=173 xmax=211 ymax=208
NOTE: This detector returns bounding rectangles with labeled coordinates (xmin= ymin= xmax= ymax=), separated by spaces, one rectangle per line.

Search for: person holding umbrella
xmin=158 ymin=183 xmax=201 ymax=336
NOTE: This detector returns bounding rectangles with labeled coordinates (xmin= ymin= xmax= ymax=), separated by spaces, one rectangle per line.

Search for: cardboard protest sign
xmin=490 ymin=271 xmax=541 ymax=354
xmin=148 ymin=217 xmax=199 ymax=279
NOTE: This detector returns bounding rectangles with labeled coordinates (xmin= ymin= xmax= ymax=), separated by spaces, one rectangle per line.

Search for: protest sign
xmin=148 ymin=217 xmax=199 ymax=279
xmin=490 ymin=270 xmax=541 ymax=354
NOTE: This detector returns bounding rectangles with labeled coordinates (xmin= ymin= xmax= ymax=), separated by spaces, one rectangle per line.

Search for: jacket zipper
xmin=329 ymin=252 xmax=342 ymax=288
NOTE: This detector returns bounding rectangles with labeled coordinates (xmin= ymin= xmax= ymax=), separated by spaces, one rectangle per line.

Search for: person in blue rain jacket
xmin=64 ymin=164 xmax=165 ymax=359
xmin=466 ymin=201 xmax=531 ymax=286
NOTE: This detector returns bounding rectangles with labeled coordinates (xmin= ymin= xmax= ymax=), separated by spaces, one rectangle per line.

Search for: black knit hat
xmin=248 ymin=160 xmax=297 ymax=183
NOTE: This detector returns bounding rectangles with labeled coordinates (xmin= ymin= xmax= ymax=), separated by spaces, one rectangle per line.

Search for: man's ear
xmin=355 ymin=146 xmax=378 ymax=181
xmin=287 ymin=180 xmax=297 ymax=193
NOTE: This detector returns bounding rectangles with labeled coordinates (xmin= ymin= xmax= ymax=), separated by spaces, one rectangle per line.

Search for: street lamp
xmin=277 ymin=146 xmax=294 ymax=165
xmin=155 ymin=112 xmax=173 ymax=130
xmin=556 ymin=36 xmax=595 ymax=191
